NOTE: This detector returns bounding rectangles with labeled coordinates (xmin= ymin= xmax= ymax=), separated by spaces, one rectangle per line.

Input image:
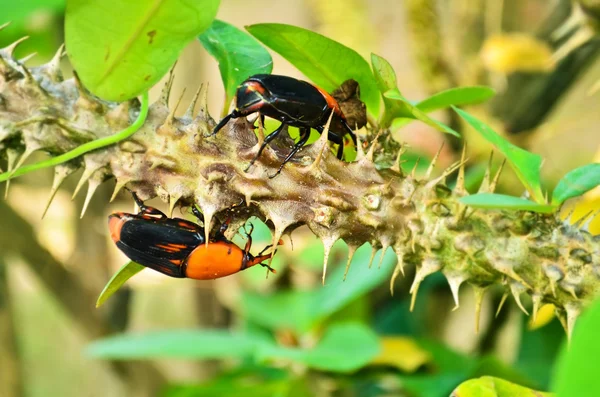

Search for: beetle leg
xmin=207 ymin=110 xmax=240 ymax=137
xmin=243 ymin=223 xmax=255 ymax=253
xmin=244 ymin=122 xmax=287 ymax=172
xmin=130 ymin=190 xmax=167 ymax=218
xmin=191 ymin=205 xmax=205 ymax=224
xmin=268 ymin=127 xmax=311 ymax=178
xmin=341 ymin=119 xmax=358 ymax=147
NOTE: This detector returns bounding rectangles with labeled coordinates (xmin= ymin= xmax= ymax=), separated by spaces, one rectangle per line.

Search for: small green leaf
xmin=87 ymin=330 xmax=261 ymax=359
xmin=198 ymin=19 xmax=273 ymax=114
xmin=246 ymin=23 xmax=380 ymax=117
xmin=96 ymin=261 xmax=145 ymax=308
xmin=460 ymin=194 xmax=556 ymax=213
xmin=416 ymin=86 xmax=496 ymax=113
xmin=553 ymin=298 xmax=600 ymax=397
xmin=551 ymin=163 xmax=600 ymax=206
xmin=452 ymin=376 xmax=552 ymax=397
xmin=384 ymin=89 xmax=460 ymax=137
xmin=454 ymin=107 xmax=545 ymax=203
xmin=257 ymin=323 xmax=380 ymax=373
xmin=65 ymin=0 xmax=220 ymax=101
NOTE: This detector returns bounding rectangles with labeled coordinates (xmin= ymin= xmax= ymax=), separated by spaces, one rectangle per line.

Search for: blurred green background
xmin=1 ymin=0 xmax=600 ymax=396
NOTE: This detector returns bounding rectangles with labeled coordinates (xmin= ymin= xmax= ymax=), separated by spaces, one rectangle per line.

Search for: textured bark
xmin=1 ymin=35 xmax=599 ymax=341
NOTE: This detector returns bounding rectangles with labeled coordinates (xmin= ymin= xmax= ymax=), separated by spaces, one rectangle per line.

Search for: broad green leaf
xmin=96 ymin=261 xmax=145 ymax=308
xmin=384 ymin=89 xmax=460 ymax=137
xmin=452 ymin=376 xmax=551 ymax=397
xmin=243 ymin=243 xmax=395 ymax=332
xmin=416 ymin=86 xmax=496 ymax=113
xmin=198 ymin=19 xmax=272 ymax=114
xmin=65 ymin=0 xmax=220 ymax=101
xmin=371 ymin=53 xmax=410 ymax=126
xmin=551 ymin=163 xmax=600 ymax=206
xmin=87 ymin=330 xmax=261 ymax=359
xmin=460 ymin=193 xmax=555 ymax=213
xmin=246 ymin=23 xmax=380 ymax=117
xmin=553 ymin=298 xmax=600 ymax=397
xmin=257 ymin=323 xmax=380 ymax=373
xmin=454 ymin=107 xmax=545 ymax=203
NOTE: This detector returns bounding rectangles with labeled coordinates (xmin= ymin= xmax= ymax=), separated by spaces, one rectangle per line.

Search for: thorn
xmin=496 ymin=292 xmax=509 ymax=317
xmin=562 ymin=206 xmax=576 ymax=226
xmin=549 ymin=278 xmax=557 ymax=298
xmin=0 ymin=22 xmax=11 ymax=32
xmin=202 ymin=207 xmax=215 ymax=248
xmin=267 ymin=227 xmax=284 ymax=270
xmin=489 ymin=158 xmax=506 ymax=192
xmin=4 ymin=36 xmax=29 ymax=57
xmin=168 ymin=194 xmax=181 ymax=218
xmin=72 ymin=167 xmax=97 ymax=199
xmin=510 ymin=282 xmax=529 ymax=315
xmin=445 ymin=273 xmax=465 ymax=310
xmin=454 ymin=144 xmax=468 ymax=195
xmin=321 ymin=236 xmax=336 ymax=285
xmin=410 ymin=157 xmax=421 ymax=179
xmin=110 ymin=179 xmax=129 ymax=202
xmin=184 ymin=83 xmax=203 ymax=119
xmin=474 ymin=286 xmax=487 ymax=333
xmin=366 ymin=129 xmax=383 ymax=162
xmin=197 ymin=82 xmax=209 ymax=119
xmin=368 ymin=246 xmax=378 ymax=269
xmin=555 ymin=307 xmax=568 ymax=336
xmin=565 ymin=303 xmax=580 ymax=345
xmin=425 ymin=142 xmax=445 ymax=179
xmin=390 ymin=144 xmax=407 ymax=176
xmin=4 ymin=148 xmax=21 ymax=198
xmin=582 ymin=209 xmax=600 ymax=232
xmin=343 ymin=245 xmax=357 ymax=281
xmin=42 ymin=165 xmax=76 ymax=218
xmin=354 ymin=133 xmax=365 ymax=160
xmin=165 ymin=88 xmax=186 ymax=125
xmin=390 ymin=250 xmax=404 ymax=296
xmin=159 ymin=63 xmax=177 ymax=106
xmin=306 ymin=113 xmax=334 ymax=174
xmin=425 ymin=159 xmax=465 ymax=189
xmin=46 ymin=43 xmax=65 ymax=82
xmin=478 ymin=151 xmax=494 ymax=193
xmin=11 ymin=146 xmax=36 ymax=174
xmin=80 ymin=179 xmax=101 ymax=218
xmin=409 ymin=258 xmax=441 ymax=311
xmin=378 ymin=245 xmax=389 ymax=269
xmin=573 ymin=210 xmax=594 ymax=229
xmin=19 ymin=52 xmax=37 ymax=64
xmin=531 ymin=294 xmax=542 ymax=324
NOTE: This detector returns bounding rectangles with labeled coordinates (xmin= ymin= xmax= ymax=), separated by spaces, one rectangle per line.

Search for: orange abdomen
xmin=184 ymin=241 xmax=245 ymax=280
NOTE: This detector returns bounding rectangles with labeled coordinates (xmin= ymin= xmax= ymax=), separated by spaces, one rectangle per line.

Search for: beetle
xmin=108 ymin=193 xmax=277 ymax=280
xmin=209 ymin=74 xmax=358 ymax=177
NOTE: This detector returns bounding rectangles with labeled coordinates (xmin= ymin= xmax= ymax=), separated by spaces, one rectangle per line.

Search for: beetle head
xmin=236 ymin=81 xmax=268 ymax=114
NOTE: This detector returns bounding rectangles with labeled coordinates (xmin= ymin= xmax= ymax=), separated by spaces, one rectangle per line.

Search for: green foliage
xmin=452 ymin=376 xmax=551 ymax=397
xmin=553 ymin=299 xmax=600 ymax=397
xmin=65 ymin=0 xmax=219 ymax=101
xmin=246 ymin=23 xmax=380 ymax=117
xmin=371 ymin=53 xmax=459 ymax=136
xmin=416 ymin=87 xmax=496 ymax=113
xmin=198 ymin=19 xmax=273 ymax=115
xmin=454 ymin=107 xmax=545 ymax=203
xmin=459 ymin=193 xmax=555 ymax=213
xmin=551 ymin=163 xmax=600 ymax=206
xmin=95 ymin=261 xmax=145 ymax=308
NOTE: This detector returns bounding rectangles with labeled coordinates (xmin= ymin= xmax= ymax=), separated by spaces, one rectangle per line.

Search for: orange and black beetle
xmin=210 ymin=74 xmax=358 ymax=176
xmin=108 ymin=193 xmax=276 ymax=279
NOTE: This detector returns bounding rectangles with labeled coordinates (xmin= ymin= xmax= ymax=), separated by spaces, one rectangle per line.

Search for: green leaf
xmin=551 ymin=163 xmax=600 ymax=206
xmin=384 ymin=89 xmax=460 ymax=137
xmin=459 ymin=194 xmax=556 ymax=213
xmin=453 ymin=107 xmax=545 ymax=203
xmin=87 ymin=330 xmax=261 ymax=359
xmin=96 ymin=261 xmax=145 ymax=308
xmin=416 ymin=86 xmax=496 ymax=113
xmin=198 ymin=19 xmax=272 ymax=114
xmin=242 ymin=243 xmax=396 ymax=332
xmin=257 ymin=323 xmax=380 ymax=373
xmin=553 ymin=298 xmax=600 ymax=397
xmin=452 ymin=376 xmax=551 ymax=397
xmin=65 ymin=0 xmax=220 ymax=101
xmin=246 ymin=23 xmax=380 ymax=118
